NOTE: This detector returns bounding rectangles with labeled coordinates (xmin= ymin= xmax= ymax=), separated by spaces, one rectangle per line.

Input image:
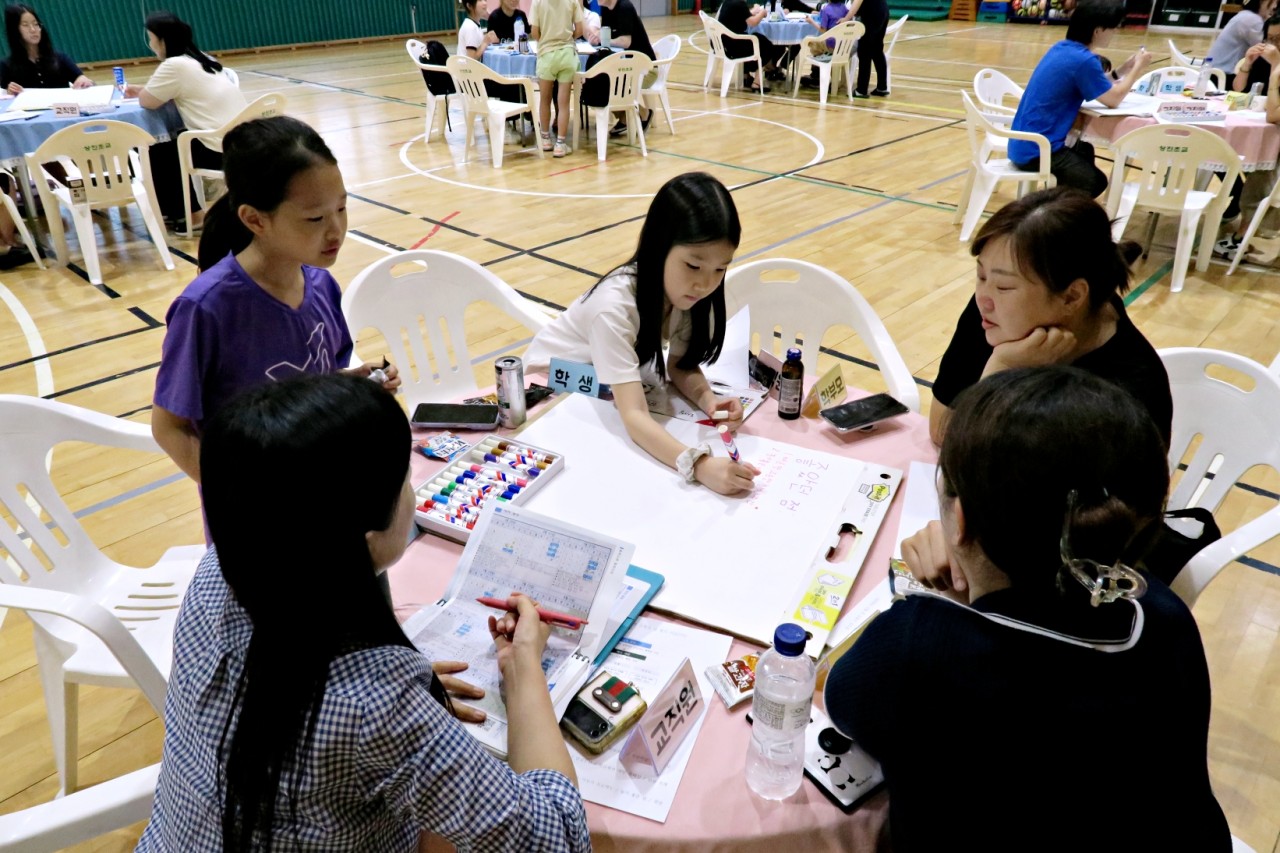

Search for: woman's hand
xmin=986 ymin=326 xmax=1076 ymax=375
xmin=432 ymin=660 xmax=488 ymax=723
xmin=1262 ymin=43 xmax=1280 ymax=65
xmin=693 ymin=456 xmax=760 ymax=495
xmin=72 ymin=76 xmax=93 ymax=89
xmin=122 ymin=83 xmax=143 ymax=98
xmin=6 ymin=82 xmax=21 ymax=95
xmin=341 ymin=360 xmax=402 ymax=392
xmin=701 ymin=391 xmax=745 ymax=430
xmin=488 ymin=592 xmax=552 ymax=680
xmin=901 ymin=520 xmax=969 ymax=603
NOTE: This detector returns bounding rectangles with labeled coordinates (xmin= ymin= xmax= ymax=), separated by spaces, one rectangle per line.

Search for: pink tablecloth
xmin=1081 ymin=106 xmax=1280 ymax=172
xmin=392 ymin=390 xmax=937 ymax=852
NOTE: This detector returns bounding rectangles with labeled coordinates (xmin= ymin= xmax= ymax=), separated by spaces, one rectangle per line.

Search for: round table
xmin=0 ymin=96 xmax=182 ymax=168
xmin=1081 ymin=97 xmax=1280 ymax=172
xmin=482 ymin=45 xmax=591 ymax=78
xmin=750 ymin=17 xmax=819 ymax=46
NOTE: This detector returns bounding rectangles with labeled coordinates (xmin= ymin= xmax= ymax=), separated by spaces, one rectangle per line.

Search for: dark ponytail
xmin=197 ymin=116 xmax=337 ymax=270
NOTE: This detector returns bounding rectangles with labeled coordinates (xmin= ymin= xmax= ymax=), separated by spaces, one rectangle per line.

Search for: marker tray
xmin=414 ymin=434 xmax=564 ymax=543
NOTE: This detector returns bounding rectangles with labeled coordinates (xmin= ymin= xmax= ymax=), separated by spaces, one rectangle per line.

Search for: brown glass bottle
xmin=777 ymin=347 xmax=803 ymax=420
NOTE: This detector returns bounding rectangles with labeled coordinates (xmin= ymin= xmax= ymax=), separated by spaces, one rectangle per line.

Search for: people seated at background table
xmin=136 ymin=372 xmax=590 ymax=852
xmin=123 ymin=11 xmax=246 ymax=233
xmin=1009 ymin=0 xmax=1151 ymax=198
xmin=486 ymin=0 xmax=530 ymax=42
xmin=824 ymin=365 xmax=1232 ymax=852
xmin=531 ymin=0 xmax=583 ymax=157
xmin=798 ymin=0 xmax=848 ymax=89
xmin=598 ymin=0 xmax=655 ymax=132
xmin=838 ymin=0 xmax=889 ymax=97
xmin=458 ymin=0 xmax=489 ymax=57
xmin=582 ymin=0 xmax=602 ymax=44
xmin=716 ymin=0 xmax=785 ymax=92
xmin=524 ymin=172 xmax=759 ymax=495
xmin=930 ymin=187 xmax=1171 ymax=448
xmin=0 ymin=4 xmax=90 ymax=93
xmin=1210 ymin=0 xmax=1276 ymax=89
xmin=153 ymin=116 xmax=398 ymax=487
xmin=1231 ymin=13 xmax=1280 ymax=94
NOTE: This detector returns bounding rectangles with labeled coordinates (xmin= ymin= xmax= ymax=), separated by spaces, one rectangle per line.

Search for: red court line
xmin=547 ymin=162 xmax=598 ymax=178
xmin=409 ymin=211 xmax=460 ymax=248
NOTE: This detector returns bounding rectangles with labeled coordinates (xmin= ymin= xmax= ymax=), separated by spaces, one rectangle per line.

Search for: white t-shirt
xmin=144 ymin=55 xmax=247 ymax=131
xmin=524 ymin=266 xmax=694 ymax=386
xmin=458 ymin=18 xmax=486 ymax=58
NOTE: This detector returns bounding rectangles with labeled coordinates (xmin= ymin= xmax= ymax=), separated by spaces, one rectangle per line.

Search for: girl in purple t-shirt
xmin=151 ymin=116 xmax=401 ymax=484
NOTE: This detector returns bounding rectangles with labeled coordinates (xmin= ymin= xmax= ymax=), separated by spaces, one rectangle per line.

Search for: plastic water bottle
xmin=774 ymin=0 xmax=784 ymax=19
xmin=513 ymin=17 xmax=525 ymax=40
xmin=1194 ymin=57 xmax=1213 ymax=98
xmin=745 ymin=623 xmax=816 ymax=800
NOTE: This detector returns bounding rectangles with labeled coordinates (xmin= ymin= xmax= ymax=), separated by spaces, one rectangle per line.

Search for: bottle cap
xmin=772 ymin=622 xmax=808 ymax=656
xmin=785 ymin=347 xmax=802 ymax=362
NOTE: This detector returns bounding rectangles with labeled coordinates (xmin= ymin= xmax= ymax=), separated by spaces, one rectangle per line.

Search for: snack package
xmin=705 ymin=652 xmax=759 ymax=709
xmin=414 ymin=431 xmax=471 ymax=462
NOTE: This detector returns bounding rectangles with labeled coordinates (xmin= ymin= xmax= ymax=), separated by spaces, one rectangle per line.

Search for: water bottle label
xmin=752 ymin=695 xmax=810 ymax=732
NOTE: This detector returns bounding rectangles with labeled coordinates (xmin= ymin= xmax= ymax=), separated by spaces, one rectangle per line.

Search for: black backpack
xmin=420 ymin=40 xmax=456 ymax=96
xmin=580 ymin=47 xmax=615 ymax=108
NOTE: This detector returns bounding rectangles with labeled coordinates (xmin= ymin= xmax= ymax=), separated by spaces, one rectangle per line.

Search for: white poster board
xmin=11 ymin=85 xmax=115 ymax=111
xmin=518 ymin=393 xmax=901 ymax=653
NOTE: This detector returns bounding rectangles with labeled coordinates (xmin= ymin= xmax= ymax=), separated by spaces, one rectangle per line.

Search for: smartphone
xmin=560 ymin=671 xmax=646 ymax=754
xmin=820 ymin=394 xmax=908 ymax=432
xmin=410 ymin=402 xmax=500 ymax=429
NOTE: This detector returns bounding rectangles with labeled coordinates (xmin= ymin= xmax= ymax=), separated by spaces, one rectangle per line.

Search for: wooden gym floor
xmin=0 ymin=17 xmax=1277 ymax=850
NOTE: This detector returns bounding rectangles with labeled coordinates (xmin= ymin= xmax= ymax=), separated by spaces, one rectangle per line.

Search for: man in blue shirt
xmin=1010 ymin=0 xmax=1152 ymax=197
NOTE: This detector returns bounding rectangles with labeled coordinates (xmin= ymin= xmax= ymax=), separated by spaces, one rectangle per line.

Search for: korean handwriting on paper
xmin=780 ymin=457 xmax=829 ymax=513
xmin=649 ymin=678 xmax=699 ymax=759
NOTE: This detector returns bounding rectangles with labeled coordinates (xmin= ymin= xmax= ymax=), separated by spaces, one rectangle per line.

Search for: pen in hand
xmin=476 ymin=596 xmax=589 ymax=629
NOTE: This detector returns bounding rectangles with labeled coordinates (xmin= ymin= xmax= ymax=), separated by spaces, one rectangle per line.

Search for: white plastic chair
xmin=25 ymin=120 xmax=173 ymax=286
xmin=701 ymin=10 xmax=764 ymax=97
xmin=445 ymin=56 xmax=540 ymax=168
xmin=572 ymin=50 xmax=652 ymax=161
xmin=1227 ymin=169 xmax=1280 ymax=275
xmin=1105 ymin=124 xmax=1240 ymax=293
xmin=0 ymin=394 xmax=202 ymax=796
xmin=407 ymin=38 xmax=454 ymax=144
xmin=881 ymin=15 xmax=909 ymax=94
xmin=223 ymin=66 xmax=240 ymax=87
xmin=341 ymin=249 xmax=552 ymax=408
xmin=956 ymin=90 xmax=1054 ymax=242
xmin=176 ymin=93 xmax=287 ymax=238
xmin=0 ymin=585 xmax=164 ymax=853
xmin=973 ymin=67 xmax=1023 ymax=113
xmin=1158 ymin=348 xmax=1280 ymax=608
xmin=1168 ymin=39 xmax=1201 ymax=68
xmin=724 ymin=258 xmax=921 ymax=413
xmin=642 ymin=33 xmax=680 ymax=136
xmin=0 ymin=166 xmax=44 ymax=268
xmin=791 ymin=20 xmax=864 ymax=106
xmin=1134 ymin=65 xmax=1223 ymax=95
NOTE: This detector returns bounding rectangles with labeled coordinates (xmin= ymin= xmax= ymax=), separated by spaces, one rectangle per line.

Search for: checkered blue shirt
xmin=136 ymin=550 xmax=591 ymax=852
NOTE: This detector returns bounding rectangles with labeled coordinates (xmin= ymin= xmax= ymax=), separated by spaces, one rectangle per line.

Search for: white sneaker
xmin=553 ymin=139 xmax=569 ymax=158
xmin=1213 ymin=236 xmax=1241 ymax=259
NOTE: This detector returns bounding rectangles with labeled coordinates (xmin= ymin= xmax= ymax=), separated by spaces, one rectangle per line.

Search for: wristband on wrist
xmin=675 ymin=443 xmax=712 ymax=484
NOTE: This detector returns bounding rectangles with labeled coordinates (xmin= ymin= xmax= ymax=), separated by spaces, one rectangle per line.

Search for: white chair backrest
xmin=973 ymin=68 xmax=1023 ymax=111
xmin=1137 ymin=65 xmax=1224 ymax=94
xmin=446 ymin=54 xmax=529 ymax=107
xmin=223 ymin=66 xmax=240 ymax=87
xmin=961 ymin=90 xmax=1034 ymax=161
xmin=650 ymin=33 xmax=681 ymax=86
xmin=1168 ymin=39 xmax=1197 ymax=68
xmin=342 ymin=250 xmax=551 ymax=405
xmin=724 ymin=258 xmax=921 ymax=412
xmin=28 ymin=120 xmax=155 ymax=209
xmin=885 ymin=15 xmax=908 ymax=57
xmin=0 ymin=395 xmax=161 ymax=592
xmin=701 ymin=10 xmax=731 ymax=56
xmin=201 ymin=92 xmax=287 ymax=153
xmin=1161 ymin=348 xmax=1280 ymax=513
xmin=406 ymin=37 xmax=427 ymax=61
xmin=582 ymin=50 xmax=653 ymax=108
xmin=826 ymin=20 xmax=865 ymax=60
xmin=1107 ymin=124 xmax=1239 ymax=215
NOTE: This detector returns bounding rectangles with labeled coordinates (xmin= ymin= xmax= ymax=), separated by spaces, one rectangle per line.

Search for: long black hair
xmin=589 ymin=171 xmax=739 ymax=382
xmin=4 ymin=4 xmax=52 ymax=65
xmin=198 ymin=116 xmax=337 ymax=270
xmin=940 ymin=366 xmax=1169 ymax=597
xmin=145 ymin=11 xmax=221 ymax=74
xmin=202 ymin=373 xmax=449 ymax=851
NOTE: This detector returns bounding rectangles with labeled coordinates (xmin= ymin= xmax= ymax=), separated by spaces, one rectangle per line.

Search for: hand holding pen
xmin=486 ymin=593 xmax=553 ymax=680
xmin=477 ymin=595 xmax=589 ymax=630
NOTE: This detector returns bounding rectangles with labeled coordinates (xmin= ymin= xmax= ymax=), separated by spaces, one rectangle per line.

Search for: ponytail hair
xmin=970 ymin=187 xmax=1138 ymax=312
xmin=197 ymin=116 xmax=337 ymax=270
xmin=145 ymin=11 xmax=221 ymax=74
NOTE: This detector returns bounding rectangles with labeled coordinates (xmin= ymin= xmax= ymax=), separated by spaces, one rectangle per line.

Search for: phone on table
xmin=820 ymin=394 xmax=909 ymax=432
xmin=560 ymin=671 xmax=646 ymax=754
xmin=410 ymin=402 xmax=500 ymax=429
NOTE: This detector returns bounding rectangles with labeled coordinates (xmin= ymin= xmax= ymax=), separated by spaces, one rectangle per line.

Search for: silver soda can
xmin=495 ymin=356 xmax=526 ymax=428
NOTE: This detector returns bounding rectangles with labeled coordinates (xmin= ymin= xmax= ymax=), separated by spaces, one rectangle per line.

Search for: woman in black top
xmin=716 ymin=0 xmax=785 ymax=91
xmin=485 ymin=0 xmax=530 ymax=42
xmin=0 ymin=4 xmax=90 ymax=93
xmin=840 ymin=0 xmax=889 ymax=96
xmin=824 ymin=366 xmax=1232 ymax=853
xmin=930 ymin=187 xmax=1172 ymax=448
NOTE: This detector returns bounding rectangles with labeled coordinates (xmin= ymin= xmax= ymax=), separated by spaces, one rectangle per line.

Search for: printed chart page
xmin=571 ymin=617 xmax=733 ymax=822
xmin=403 ymin=504 xmax=633 ymax=752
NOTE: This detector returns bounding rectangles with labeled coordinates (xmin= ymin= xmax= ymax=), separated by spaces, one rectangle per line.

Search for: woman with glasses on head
xmin=823 ymin=366 xmax=1231 ymax=851
xmin=0 ymin=4 xmax=90 ymax=93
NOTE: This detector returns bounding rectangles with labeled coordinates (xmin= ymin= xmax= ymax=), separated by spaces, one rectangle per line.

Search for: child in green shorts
xmin=530 ymin=0 xmax=584 ymax=156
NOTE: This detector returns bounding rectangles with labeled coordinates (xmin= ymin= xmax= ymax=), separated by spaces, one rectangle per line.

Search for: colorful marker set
xmin=414 ymin=433 xmax=564 ymax=543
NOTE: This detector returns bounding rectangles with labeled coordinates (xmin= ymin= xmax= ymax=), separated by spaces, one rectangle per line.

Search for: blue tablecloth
xmin=750 ymin=18 xmax=819 ymax=44
xmin=482 ymin=47 xmax=590 ymax=78
xmin=0 ymin=96 xmax=183 ymax=167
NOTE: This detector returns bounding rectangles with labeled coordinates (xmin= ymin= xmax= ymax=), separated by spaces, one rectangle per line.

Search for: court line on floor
xmin=0 ymin=308 xmax=162 ymax=374
xmin=0 ymin=280 xmax=53 ymax=396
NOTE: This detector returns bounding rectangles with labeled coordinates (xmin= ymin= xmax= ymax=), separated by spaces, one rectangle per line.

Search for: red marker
xmin=475 ymin=596 xmax=590 ymax=630
xmin=718 ymin=424 xmax=741 ymax=461
xmin=696 ymin=410 xmax=731 ymax=427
